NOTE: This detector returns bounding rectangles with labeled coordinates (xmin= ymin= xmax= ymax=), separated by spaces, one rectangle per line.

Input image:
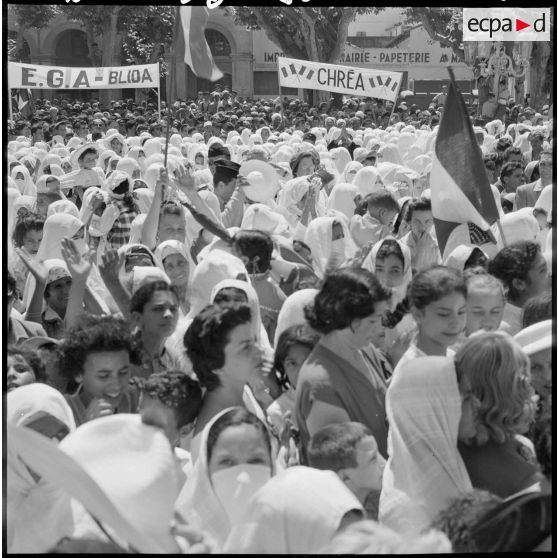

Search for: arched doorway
xmin=54 ymin=29 xmax=90 ymax=67
xmin=54 ymin=29 xmax=98 ymax=101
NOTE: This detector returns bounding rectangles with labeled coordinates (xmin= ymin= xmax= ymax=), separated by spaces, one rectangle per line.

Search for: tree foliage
xmin=403 ymin=8 xmax=464 ymax=61
xmin=227 ymin=7 xmax=379 ymax=63
xmin=9 ymin=5 xmax=60 ymax=61
xmin=121 ymin=7 xmax=175 ymax=75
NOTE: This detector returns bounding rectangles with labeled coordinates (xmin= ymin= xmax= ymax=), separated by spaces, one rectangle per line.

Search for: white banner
xmin=8 ymin=62 xmax=160 ymax=90
xmin=277 ymin=56 xmax=402 ymax=101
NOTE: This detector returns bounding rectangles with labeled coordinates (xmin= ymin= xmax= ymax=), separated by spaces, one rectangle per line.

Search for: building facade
xmin=9 ymin=8 xmax=475 ymax=104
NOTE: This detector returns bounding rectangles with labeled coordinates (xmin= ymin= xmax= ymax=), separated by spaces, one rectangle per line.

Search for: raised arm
xmin=98 ymin=249 xmax=132 ymax=321
xmin=142 ymin=170 xmax=166 ymax=250
xmin=61 ymin=237 xmax=93 ymax=329
xmin=16 ymin=248 xmax=49 ymax=324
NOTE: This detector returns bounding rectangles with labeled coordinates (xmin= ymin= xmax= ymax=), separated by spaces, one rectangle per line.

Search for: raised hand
xmin=61 ymin=237 xmax=92 ymax=282
xmin=15 ymin=247 xmax=49 ymax=285
xmin=84 ymin=397 xmax=114 ymax=422
xmin=99 ymin=248 xmax=124 ymax=286
xmin=174 ymin=165 xmax=196 ymax=194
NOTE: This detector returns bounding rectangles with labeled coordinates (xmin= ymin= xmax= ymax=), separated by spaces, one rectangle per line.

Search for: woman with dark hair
xmin=289 ymin=150 xmax=320 ymax=178
xmin=294 ymin=267 xmax=392 ymax=461
xmin=184 ymin=302 xmax=265 ymax=456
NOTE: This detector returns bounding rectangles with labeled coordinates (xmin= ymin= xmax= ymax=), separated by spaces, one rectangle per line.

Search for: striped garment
xmin=107 ymin=200 xmax=137 ymax=249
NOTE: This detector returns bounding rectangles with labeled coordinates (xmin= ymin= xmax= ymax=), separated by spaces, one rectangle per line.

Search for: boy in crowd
xmin=399 ymin=197 xmax=441 ymax=273
xmin=129 ymin=281 xmax=182 ymax=380
xmin=350 ymin=191 xmax=399 ymax=249
xmin=308 ymin=422 xmax=384 ymax=519
xmin=488 ymin=241 xmax=549 ymax=335
xmin=139 ymin=371 xmax=202 ymax=448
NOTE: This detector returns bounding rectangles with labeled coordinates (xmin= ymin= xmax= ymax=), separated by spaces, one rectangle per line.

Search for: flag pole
xmin=164 ymin=7 xmax=180 ymax=169
xmin=496 ymin=219 xmax=508 ymax=246
xmin=387 ymin=79 xmax=402 ymax=127
xmin=277 ymin=59 xmax=285 ymax=131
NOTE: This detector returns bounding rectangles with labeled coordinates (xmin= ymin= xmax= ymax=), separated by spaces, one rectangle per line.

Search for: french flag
xmin=430 ymin=69 xmax=500 ymax=259
xmin=180 ymin=7 xmax=223 ymax=82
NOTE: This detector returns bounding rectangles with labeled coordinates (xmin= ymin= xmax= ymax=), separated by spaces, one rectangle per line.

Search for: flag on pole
xmin=179 ymin=6 xmax=223 ymax=82
xmin=430 ymin=68 xmax=500 ymax=259
xmin=15 ymin=88 xmax=34 ymax=118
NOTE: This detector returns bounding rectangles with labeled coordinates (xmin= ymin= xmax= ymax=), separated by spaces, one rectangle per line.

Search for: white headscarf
xmin=326 ymin=182 xmax=359 ymax=220
xmin=273 ymin=288 xmax=318 ymax=346
xmin=379 ymin=357 xmax=472 ymax=536
xmin=46 ymin=199 xmax=80 ymax=220
xmin=304 ymin=214 xmax=356 ymax=278
xmin=223 ymin=466 xmax=363 ymax=554
xmin=352 ymin=167 xmax=383 ymax=197
xmin=154 ymin=239 xmax=196 ymax=288
xmin=276 ymin=177 xmax=310 ymax=227
xmin=210 ymin=278 xmax=271 ymax=349
xmin=342 ymin=161 xmax=363 ymax=183
xmin=329 ymin=147 xmax=352 ymax=174
xmin=362 ymin=236 xmax=412 ymax=306
xmin=11 ymin=165 xmax=37 ymax=196
xmin=7 ymin=384 xmax=76 ymax=553
xmin=175 ymin=408 xmax=276 ymax=551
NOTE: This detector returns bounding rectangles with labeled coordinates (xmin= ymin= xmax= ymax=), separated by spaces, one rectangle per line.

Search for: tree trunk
xmin=14 ymin=23 xmax=28 ymax=62
xmin=529 ymin=42 xmax=551 ymax=109
xmin=100 ymin=9 xmax=120 ymax=106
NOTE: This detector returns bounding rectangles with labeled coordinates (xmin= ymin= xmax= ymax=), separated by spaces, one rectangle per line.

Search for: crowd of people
xmin=6 ymin=83 xmax=553 ymax=553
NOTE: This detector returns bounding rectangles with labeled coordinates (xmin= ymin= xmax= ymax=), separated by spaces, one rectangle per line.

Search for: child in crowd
xmin=399 ymin=197 xmax=441 ymax=273
xmin=308 ymin=422 xmax=383 ymax=519
xmin=267 ymin=324 xmax=320 ymax=432
xmin=349 ymin=191 xmax=399 ymax=249
xmin=139 ymin=371 xmax=203 ymax=477
xmin=59 ymin=314 xmax=141 ymax=426
xmin=129 ymin=280 xmax=182 ymax=380
xmin=7 ymin=345 xmax=47 ymax=392
xmin=232 ymin=230 xmax=287 ymax=342
xmin=488 ymin=241 xmax=549 ymax=335
xmin=20 ymin=336 xmax=67 ymax=392
xmin=11 ymin=210 xmax=44 ymax=295
xmin=394 ymin=266 xmax=467 ymax=372
xmin=463 ymin=269 xmax=506 ymax=336
xmin=139 ymin=371 xmax=203 ymax=448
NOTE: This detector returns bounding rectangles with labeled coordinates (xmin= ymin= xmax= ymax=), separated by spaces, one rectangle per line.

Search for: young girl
xmin=267 ymin=324 xmax=320 ymax=433
xmin=363 ymin=238 xmax=414 ymax=369
xmin=394 ymin=266 xmax=467 ymax=373
xmin=11 ymin=210 xmax=45 ymax=295
xmin=463 ymin=270 xmax=506 ymax=336
xmin=154 ymin=240 xmax=194 ymax=316
xmin=176 ymin=407 xmax=275 ymax=550
xmin=7 ymin=345 xmax=47 ymax=392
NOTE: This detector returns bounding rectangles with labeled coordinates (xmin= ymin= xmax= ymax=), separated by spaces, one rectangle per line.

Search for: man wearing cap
xmin=212 ymin=159 xmax=246 ymax=227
